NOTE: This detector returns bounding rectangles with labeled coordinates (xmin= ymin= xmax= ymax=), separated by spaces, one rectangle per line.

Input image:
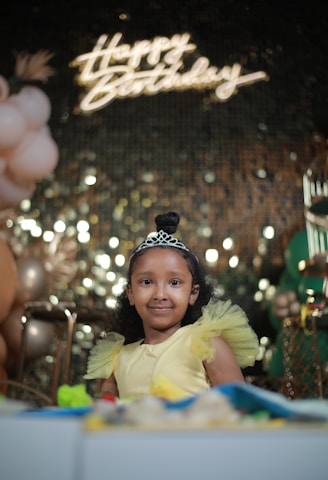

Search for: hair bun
xmin=155 ymin=211 xmax=180 ymax=234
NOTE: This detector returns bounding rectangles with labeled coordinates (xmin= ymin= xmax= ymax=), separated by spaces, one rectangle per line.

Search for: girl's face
xmin=127 ymin=248 xmax=199 ymax=339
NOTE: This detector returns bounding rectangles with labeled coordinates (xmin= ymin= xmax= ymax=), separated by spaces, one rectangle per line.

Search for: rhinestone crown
xmin=133 ymin=230 xmax=190 ymax=255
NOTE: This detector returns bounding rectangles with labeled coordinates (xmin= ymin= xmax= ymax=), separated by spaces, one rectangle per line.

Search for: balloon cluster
xmin=0 ymin=51 xmax=59 ymax=390
xmin=0 ymin=50 xmax=58 ymax=207
xmin=0 ymin=237 xmax=54 ymax=392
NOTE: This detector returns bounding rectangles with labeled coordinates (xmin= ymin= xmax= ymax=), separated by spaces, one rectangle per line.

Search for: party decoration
xmin=7 ymin=128 xmax=59 ymax=181
xmin=1 ymin=223 xmax=79 ymax=301
xmin=0 ymin=237 xmax=17 ymax=325
xmin=0 ymin=157 xmax=6 ymax=174
xmin=14 ymin=257 xmax=48 ymax=305
xmin=0 ymin=221 xmax=79 ymax=369
xmin=13 ymin=50 xmax=55 ymax=83
xmin=0 ymin=365 xmax=8 ymax=394
xmin=10 ymin=85 xmax=51 ymax=129
xmin=284 ymin=229 xmax=309 ymax=280
xmin=297 ymin=275 xmax=324 ymax=303
xmin=0 ymin=173 xmax=35 ymax=205
xmin=0 ymin=50 xmax=57 ymax=208
xmin=72 ymin=32 xmax=268 ymax=113
xmin=0 ymin=208 xmax=23 ymax=256
xmin=22 ymin=319 xmax=55 ymax=361
xmin=57 ymin=384 xmax=93 ymax=408
xmin=0 ymin=307 xmax=54 ymax=361
xmin=0 ymin=102 xmax=28 ymax=149
xmin=0 ymin=334 xmax=8 ymax=366
xmin=0 ymin=307 xmax=25 ymax=358
xmin=284 ymin=228 xmax=325 ymax=300
xmin=0 ymin=75 xmax=9 ymax=101
xmin=40 ymin=233 xmax=80 ymax=288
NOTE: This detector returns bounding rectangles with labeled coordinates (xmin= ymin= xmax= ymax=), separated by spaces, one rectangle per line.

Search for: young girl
xmin=85 ymin=212 xmax=259 ymax=401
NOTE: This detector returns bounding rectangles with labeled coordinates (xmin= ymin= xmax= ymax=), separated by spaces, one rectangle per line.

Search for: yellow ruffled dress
xmin=84 ymin=299 xmax=259 ymax=400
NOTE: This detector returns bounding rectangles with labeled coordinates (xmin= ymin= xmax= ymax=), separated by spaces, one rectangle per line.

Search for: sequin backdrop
xmin=1 ymin=1 xmax=328 ymax=366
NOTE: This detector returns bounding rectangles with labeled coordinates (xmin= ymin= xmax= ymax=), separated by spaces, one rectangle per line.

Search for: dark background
xmin=1 ymin=0 xmax=327 ymax=356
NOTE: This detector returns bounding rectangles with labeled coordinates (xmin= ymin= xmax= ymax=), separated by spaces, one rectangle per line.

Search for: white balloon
xmin=10 ymin=86 xmax=51 ymax=129
xmin=0 ymin=102 xmax=28 ymax=149
xmin=8 ymin=129 xmax=59 ymax=181
xmin=0 ymin=172 xmax=35 ymax=206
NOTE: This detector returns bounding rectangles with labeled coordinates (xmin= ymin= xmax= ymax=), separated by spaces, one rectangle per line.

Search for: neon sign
xmin=72 ymin=32 xmax=269 ymax=113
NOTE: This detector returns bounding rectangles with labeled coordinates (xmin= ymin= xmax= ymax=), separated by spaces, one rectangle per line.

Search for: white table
xmin=80 ymin=427 xmax=328 ymax=480
xmin=1 ymin=415 xmax=327 ymax=480
xmin=0 ymin=415 xmax=81 ymax=480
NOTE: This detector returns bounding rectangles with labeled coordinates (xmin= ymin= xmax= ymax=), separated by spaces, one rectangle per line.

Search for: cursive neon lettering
xmin=72 ymin=32 xmax=269 ymax=112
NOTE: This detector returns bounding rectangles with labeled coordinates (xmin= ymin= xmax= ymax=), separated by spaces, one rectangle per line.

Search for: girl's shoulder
xmin=194 ymin=298 xmax=250 ymax=328
xmin=190 ymin=299 xmax=259 ymax=367
xmin=84 ymin=332 xmax=125 ymax=380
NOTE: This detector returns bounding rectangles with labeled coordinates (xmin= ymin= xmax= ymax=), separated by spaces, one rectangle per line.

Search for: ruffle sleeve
xmin=84 ymin=332 xmax=125 ymax=380
xmin=190 ymin=299 xmax=259 ymax=368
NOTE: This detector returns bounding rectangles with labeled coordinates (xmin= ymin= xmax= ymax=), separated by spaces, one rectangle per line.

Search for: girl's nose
xmin=153 ymin=283 xmax=167 ymax=299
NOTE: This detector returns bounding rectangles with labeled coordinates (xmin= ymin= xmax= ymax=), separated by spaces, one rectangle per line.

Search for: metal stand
xmin=17 ymin=301 xmax=109 ymax=404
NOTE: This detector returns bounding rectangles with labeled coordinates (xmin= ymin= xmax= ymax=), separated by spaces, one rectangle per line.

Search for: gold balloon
xmin=0 ymin=306 xmax=54 ymax=361
xmin=0 ymin=238 xmax=17 ymax=324
xmin=14 ymin=257 xmax=48 ymax=305
xmin=24 ymin=318 xmax=55 ymax=361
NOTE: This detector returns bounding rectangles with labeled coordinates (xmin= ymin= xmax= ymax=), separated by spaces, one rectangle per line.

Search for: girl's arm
xmin=100 ymin=374 xmax=119 ymax=397
xmin=204 ymin=336 xmax=245 ymax=385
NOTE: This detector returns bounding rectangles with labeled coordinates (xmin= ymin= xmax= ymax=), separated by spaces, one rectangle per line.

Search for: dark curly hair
xmin=110 ymin=212 xmax=215 ymax=344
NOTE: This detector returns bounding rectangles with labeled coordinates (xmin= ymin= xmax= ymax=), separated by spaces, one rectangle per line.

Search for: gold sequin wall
xmin=1 ymin=1 xmax=327 ymax=336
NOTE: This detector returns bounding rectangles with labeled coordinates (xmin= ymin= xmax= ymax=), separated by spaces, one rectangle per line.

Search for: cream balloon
xmin=0 ymin=75 xmax=9 ymax=102
xmin=10 ymin=86 xmax=51 ymax=129
xmin=0 ymin=102 xmax=28 ymax=149
xmin=7 ymin=128 xmax=59 ymax=181
xmin=14 ymin=257 xmax=48 ymax=305
xmin=0 ymin=238 xmax=17 ymax=324
xmin=0 ymin=172 xmax=35 ymax=206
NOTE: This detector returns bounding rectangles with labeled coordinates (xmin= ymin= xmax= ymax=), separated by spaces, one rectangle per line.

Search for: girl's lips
xmin=149 ymin=306 xmax=172 ymax=312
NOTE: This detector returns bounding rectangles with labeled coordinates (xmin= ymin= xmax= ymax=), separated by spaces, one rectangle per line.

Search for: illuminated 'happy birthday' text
xmin=72 ymin=32 xmax=269 ymax=113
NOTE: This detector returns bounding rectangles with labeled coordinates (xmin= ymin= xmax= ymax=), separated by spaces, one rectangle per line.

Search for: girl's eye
xmin=170 ymin=279 xmax=181 ymax=286
xmin=141 ymin=279 xmax=152 ymax=285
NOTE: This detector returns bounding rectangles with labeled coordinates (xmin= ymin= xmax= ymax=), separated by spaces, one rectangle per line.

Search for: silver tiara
xmin=133 ymin=230 xmax=190 ymax=255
